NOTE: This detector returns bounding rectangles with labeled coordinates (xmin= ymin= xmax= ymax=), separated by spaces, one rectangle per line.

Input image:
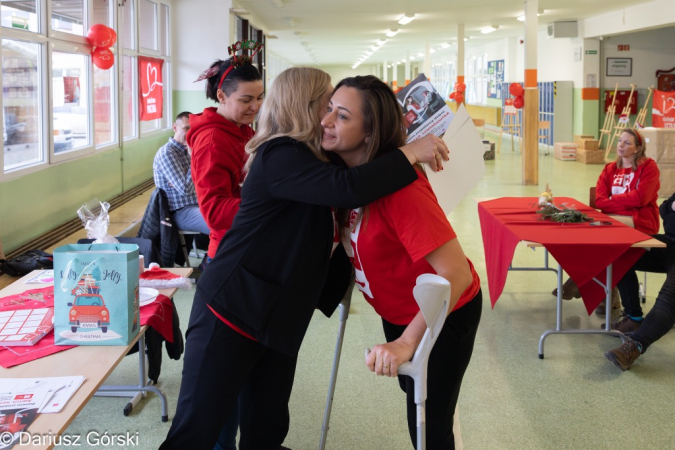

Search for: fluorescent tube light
xmin=398 ymin=14 xmax=416 ymax=25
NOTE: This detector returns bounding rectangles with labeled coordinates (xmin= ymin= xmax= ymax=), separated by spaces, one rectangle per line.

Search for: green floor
xmin=58 ymin=138 xmax=675 ymax=449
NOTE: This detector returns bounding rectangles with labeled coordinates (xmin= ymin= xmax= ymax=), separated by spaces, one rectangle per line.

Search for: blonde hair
xmin=245 ymin=67 xmax=331 ymax=172
xmin=616 ymin=128 xmax=647 ymax=170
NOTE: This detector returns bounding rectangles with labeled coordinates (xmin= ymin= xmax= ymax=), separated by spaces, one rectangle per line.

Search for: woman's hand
xmin=365 ymin=339 xmax=415 ymax=377
xmin=400 ymin=135 xmax=450 ymax=172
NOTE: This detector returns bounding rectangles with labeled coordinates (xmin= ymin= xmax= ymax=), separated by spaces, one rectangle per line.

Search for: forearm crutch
xmin=319 ymin=277 xmax=355 ymax=450
xmin=397 ymin=274 xmax=450 ymax=450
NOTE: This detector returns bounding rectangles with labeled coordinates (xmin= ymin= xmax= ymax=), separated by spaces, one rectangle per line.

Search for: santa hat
xmin=140 ymin=264 xmax=193 ymax=290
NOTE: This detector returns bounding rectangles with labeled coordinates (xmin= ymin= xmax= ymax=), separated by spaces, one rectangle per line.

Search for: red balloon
xmin=87 ymin=24 xmax=117 ymax=48
xmin=455 ymin=93 xmax=464 ymax=103
xmin=449 ymin=92 xmax=456 ymax=100
xmin=92 ymin=47 xmax=115 ymax=70
xmin=513 ymin=96 xmax=524 ymax=109
xmin=509 ymin=83 xmax=524 ymax=97
xmin=456 ymin=83 xmax=466 ymax=93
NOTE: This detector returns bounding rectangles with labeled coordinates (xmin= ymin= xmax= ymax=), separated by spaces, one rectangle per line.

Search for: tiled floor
xmin=45 ymin=139 xmax=675 ymax=449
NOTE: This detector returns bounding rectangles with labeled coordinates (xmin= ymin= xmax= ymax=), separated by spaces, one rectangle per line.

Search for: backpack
xmin=0 ymin=249 xmax=54 ymax=277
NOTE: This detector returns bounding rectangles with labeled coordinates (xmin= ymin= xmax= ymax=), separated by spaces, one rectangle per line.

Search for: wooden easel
xmin=633 ymin=86 xmax=654 ymax=129
xmin=499 ymin=98 xmax=522 ymax=153
xmin=599 ymin=83 xmax=618 ymax=156
xmin=606 ymin=84 xmax=637 ymax=159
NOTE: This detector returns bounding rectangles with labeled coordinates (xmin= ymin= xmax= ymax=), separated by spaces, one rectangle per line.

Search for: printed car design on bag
xmin=68 ymin=274 xmax=110 ymax=333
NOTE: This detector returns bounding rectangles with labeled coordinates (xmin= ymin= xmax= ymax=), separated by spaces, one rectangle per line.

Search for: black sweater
xmin=195 ymin=136 xmax=418 ymax=356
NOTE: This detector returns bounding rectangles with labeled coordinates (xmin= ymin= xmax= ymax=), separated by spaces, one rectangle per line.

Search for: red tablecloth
xmin=0 ymin=287 xmax=174 ymax=368
xmin=478 ymin=197 xmax=649 ymax=314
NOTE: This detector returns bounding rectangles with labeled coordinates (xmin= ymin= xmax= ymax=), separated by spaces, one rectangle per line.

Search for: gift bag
xmin=53 ymin=243 xmax=140 ymax=346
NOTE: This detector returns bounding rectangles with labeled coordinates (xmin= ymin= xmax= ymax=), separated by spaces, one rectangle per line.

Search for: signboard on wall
xmin=652 ymin=90 xmax=675 ymax=128
xmin=139 ymin=56 xmax=164 ymax=121
xmin=487 ymin=60 xmax=504 ymax=99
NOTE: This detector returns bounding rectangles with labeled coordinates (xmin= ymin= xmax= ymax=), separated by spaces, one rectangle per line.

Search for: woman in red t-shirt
xmin=322 ymin=75 xmax=482 ymax=450
xmin=556 ymin=129 xmax=660 ymax=319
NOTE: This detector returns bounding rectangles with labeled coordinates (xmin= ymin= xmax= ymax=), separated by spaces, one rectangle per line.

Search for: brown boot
xmin=595 ymin=287 xmax=621 ymax=316
xmin=552 ymin=277 xmax=581 ymax=300
xmin=601 ymin=309 xmax=643 ymax=333
xmin=605 ymin=337 xmax=641 ymax=371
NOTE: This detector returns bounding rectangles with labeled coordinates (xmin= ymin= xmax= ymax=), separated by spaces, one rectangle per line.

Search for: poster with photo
xmin=396 ymin=73 xmax=454 ymax=143
xmin=487 ymin=60 xmax=504 ymax=99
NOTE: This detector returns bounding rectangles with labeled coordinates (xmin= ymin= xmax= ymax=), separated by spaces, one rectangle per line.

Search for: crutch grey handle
xmin=397 ymin=274 xmax=450 ymax=404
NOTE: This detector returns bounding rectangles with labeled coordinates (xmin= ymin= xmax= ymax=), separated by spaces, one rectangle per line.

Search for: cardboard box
xmin=574 ymin=134 xmax=594 ymax=144
xmin=574 ymin=137 xmax=599 ymax=150
xmin=643 ymin=127 xmax=675 ymax=197
xmin=576 ymin=148 xmax=605 ymax=164
xmin=554 ymin=142 xmax=577 ymax=161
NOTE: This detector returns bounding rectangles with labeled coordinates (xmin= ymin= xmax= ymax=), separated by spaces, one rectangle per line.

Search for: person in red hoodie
xmin=187 ymin=57 xmax=264 ymax=262
xmin=186 ymin=55 xmax=263 ymax=450
xmin=555 ymin=128 xmax=660 ymax=316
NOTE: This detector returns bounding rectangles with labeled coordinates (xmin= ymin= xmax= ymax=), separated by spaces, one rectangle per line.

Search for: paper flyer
xmin=24 ymin=270 xmax=54 ymax=285
xmin=396 ymin=73 xmax=454 ymax=143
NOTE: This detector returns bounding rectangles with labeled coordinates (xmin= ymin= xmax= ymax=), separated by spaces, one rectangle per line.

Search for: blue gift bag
xmin=54 ymin=243 xmax=140 ymax=346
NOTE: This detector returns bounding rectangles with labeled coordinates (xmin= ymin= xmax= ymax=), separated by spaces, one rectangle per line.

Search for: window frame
xmin=0 ymin=0 xmax=171 ymax=180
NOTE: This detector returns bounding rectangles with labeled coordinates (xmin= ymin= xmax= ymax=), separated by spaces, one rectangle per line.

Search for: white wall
xmin=584 ymin=0 xmax=675 ymax=39
xmin=172 ymin=0 xmax=232 ymax=91
xmin=600 ymin=27 xmax=675 ymax=89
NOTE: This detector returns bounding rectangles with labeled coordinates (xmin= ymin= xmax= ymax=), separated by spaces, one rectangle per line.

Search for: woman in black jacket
xmin=160 ymin=67 xmax=449 ymax=450
xmin=605 ymin=192 xmax=675 ymax=370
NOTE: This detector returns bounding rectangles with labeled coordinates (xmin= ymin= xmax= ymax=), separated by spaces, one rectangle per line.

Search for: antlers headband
xmin=194 ymin=40 xmax=264 ymax=90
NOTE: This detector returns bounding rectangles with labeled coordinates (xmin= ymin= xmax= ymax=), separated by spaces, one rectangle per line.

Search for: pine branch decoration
xmin=535 ymin=203 xmax=593 ymax=223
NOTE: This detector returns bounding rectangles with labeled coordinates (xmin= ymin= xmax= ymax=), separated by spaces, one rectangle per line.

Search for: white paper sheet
xmin=426 ymin=104 xmax=486 ymax=213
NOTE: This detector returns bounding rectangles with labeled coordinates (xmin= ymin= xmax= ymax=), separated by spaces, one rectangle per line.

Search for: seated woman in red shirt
xmin=556 ymin=128 xmax=660 ymax=319
xmin=323 ymin=75 xmax=482 ymax=450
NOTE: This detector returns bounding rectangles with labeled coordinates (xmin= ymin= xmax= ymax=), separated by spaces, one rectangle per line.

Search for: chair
xmin=177 ymin=230 xmax=202 ymax=268
xmin=538 ymin=120 xmax=551 ymax=155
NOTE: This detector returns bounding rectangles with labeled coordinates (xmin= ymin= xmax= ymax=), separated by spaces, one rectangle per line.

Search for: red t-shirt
xmin=347 ymin=172 xmax=480 ymax=325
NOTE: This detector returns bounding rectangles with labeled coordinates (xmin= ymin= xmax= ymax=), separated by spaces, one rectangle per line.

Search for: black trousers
xmin=382 ymin=289 xmax=482 ymax=450
xmin=618 ymin=236 xmax=675 ymax=351
xmin=159 ymin=291 xmax=298 ymax=450
xmin=617 ymin=235 xmax=672 ymax=318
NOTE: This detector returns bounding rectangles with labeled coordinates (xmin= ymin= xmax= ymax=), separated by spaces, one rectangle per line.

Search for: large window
xmin=52 ymin=51 xmax=89 ymax=154
xmin=0 ymin=0 xmax=172 ymax=176
xmin=2 ymin=39 xmax=42 ymax=171
xmin=1 ymin=0 xmax=39 ymax=33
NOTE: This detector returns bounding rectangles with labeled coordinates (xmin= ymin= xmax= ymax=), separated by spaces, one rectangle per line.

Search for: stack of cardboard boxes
xmin=643 ymin=127 xmax=675 ymax=197
xmin=574 ymin=135 xmax=604 ymax=164
xmin=553 ymin=142 xmax=578 ymax=161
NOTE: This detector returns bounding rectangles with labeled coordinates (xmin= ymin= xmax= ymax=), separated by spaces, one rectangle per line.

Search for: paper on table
xmin=24 ymin=270 xmax=55 ymax=284
xmin=426 ymin=104 xmax=486 ymax=213
xmin=0 ymin=376 xmax=85 ymax=414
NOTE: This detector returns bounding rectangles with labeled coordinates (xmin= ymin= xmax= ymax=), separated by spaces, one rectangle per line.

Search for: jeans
xmin=173 ymin=205 xmax=210 ymax=235
xmin=620 ymin=237 xmax=675 ymax=352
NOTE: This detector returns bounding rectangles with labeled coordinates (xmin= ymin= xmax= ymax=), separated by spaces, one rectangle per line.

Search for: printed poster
xmin=487 ymin=60 xmax=504 ymax=99
xmin=652 ymin=90 xmax=675 ymax=128
xmin=139 ymin=56 xmax=164 ymax=121
xmin=396 ymin=73 xmax=454 ymax=143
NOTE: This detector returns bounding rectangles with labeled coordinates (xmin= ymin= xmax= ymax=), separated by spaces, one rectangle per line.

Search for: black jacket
xmin=137 ymin=188 xmax=183 ymax=267
xmin=196 ymin=137 xmax=418 ymax=356
xmin=659 ymin=192 xmax=675 ymax=241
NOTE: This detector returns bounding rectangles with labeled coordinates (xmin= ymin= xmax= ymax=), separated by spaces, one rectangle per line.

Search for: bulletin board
xmin=487 ymin=60 xmax=504 ymax=99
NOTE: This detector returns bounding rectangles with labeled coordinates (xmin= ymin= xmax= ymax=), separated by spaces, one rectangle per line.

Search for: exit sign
xmin=618 ymin=45 xmax=630 ymax=51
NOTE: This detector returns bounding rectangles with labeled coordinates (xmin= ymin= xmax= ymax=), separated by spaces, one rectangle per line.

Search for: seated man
xmin=153 ymin=111 xmax=209 ymax=236
xmin=605 ymin=191 xmax=675 ymax=370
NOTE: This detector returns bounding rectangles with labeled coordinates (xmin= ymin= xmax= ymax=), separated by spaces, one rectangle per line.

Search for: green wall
xmin=173 ymin=90 xmax=213 ymax=118
xmin=0 ymin=131 xmax=171 ymax=254
xmin=572 ymin=88 xmax=601 ymax=139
